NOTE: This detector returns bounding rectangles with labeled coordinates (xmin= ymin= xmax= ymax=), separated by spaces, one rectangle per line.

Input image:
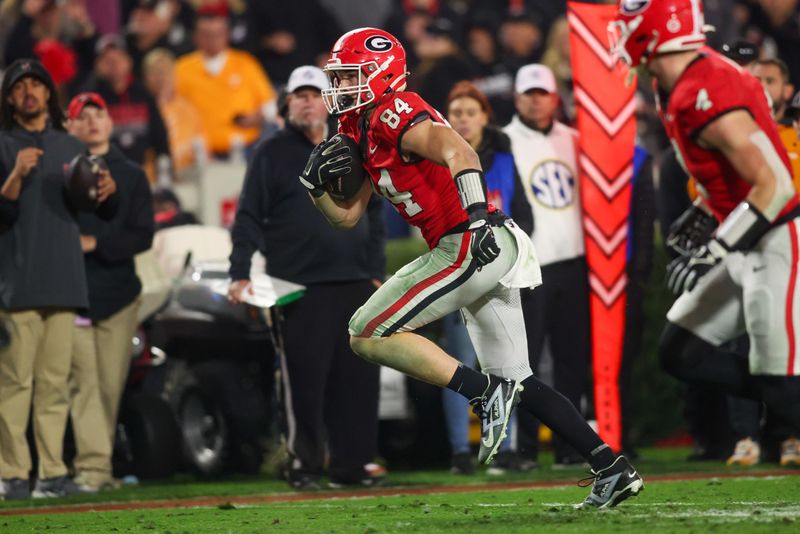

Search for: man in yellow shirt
xmin=175 ymin=4 xmax=276 ymax=158
xmin=143 ymin=48 xmax=205 ymax=176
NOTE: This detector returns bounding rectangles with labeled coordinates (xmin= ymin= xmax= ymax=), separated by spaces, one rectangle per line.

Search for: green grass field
xmin=1 ymin=448 xmax=798 ymax=532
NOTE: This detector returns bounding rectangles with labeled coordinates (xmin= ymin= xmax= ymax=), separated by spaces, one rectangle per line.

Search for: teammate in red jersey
xmin=611 ymin=0 xmax=800 ymax=451
xmin=299 ymin=27 xmax=643 ymax=508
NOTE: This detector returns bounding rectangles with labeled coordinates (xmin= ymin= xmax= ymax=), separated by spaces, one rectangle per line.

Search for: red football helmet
xmin=322 ymin=28 xmax=408 ymax=115
xmin=609 ymin=0 xmax=712 ymax=67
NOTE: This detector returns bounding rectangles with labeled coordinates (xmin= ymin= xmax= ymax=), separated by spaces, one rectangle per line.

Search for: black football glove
xmin=666 ymin=238 xmax=727 ymax=294
xmin=299 ymin=136 xmax=353 ymax=197
xmin=666 ymin=203 xmax=719 ymax=257
xmin=468 ymin=207 xmax=500 ymax=270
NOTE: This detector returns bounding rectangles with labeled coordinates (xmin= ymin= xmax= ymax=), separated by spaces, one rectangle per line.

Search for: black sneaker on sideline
xmin=450 ymin=452 xmax=475 ymax=475
xmin=577 ymin=456 xmax=644 ymax=509
xmin=2 ymin=478 xmax=31 ymax=500
xmin=470 ymin=375 xmax=523 ymax=464
xmin=32 ymin=476 xmax=80 ymax=498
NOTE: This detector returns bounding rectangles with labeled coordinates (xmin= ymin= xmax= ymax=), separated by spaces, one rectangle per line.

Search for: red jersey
xmin=656 ymin=49 xmax=797 ymax=220
xmin=339 ymin=91 xmax=468 ymax=248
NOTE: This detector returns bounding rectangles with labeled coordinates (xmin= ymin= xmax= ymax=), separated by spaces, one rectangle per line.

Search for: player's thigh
xmin=742 ymin=221 xmax=800 ymax=375
xmin=463 ymin=286 xmax=533 ymax=382
xmin=349 ymin=229 xmax=516 ymax=338
xmin=666 ymin=254 xmax=745 ymax=346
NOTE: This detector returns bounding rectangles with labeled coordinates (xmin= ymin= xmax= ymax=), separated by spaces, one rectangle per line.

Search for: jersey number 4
xmin=378 ymin=169 xmax=423 ymax=217
xmin=379 ymin=98 xmax=414 ymax=129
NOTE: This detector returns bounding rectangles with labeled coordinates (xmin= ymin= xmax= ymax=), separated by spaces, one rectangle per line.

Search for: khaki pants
xmin=70 ymin=298 xmax=140 ymax=478
xmin=0 ymin=309 xmax=75 ymax=480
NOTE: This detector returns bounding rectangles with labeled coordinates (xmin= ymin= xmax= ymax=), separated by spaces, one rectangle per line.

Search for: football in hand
xmin=324 ymin=133 xmax=366 ymax=202
xmin=64 ymin=154 xmax=105 ymax=211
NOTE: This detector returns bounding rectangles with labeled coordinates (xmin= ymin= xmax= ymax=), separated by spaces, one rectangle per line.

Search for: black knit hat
xmin=2 ymin=58 xmax=55 ymax=94
xmin=1 ymin=58 xmax=64 ymax=130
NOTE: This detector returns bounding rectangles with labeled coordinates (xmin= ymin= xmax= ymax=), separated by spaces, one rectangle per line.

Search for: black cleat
xmin=577 ymin=455 xmax=644 ymax=509
xmin=469 ymin=375 xmax=523 ymax=464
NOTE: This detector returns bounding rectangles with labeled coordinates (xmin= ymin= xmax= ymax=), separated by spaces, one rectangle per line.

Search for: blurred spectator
xmin=143 ymin=48 xmax=205 ymax=176
xmin=2 ymin=0 xmax=99 ymax=95
xmin=80 ymin=34 xmax=171 ymax=171
xmin=464 ymin=10 xmax=516 ymax=125
xmin=125 ymin=0 xmax=193 ymax=75
xmin=735 ymin=0 xmax=800 ymax=85
xmin=65 ymin=91 xmax=154 ymax=492
xmin=499 ymin=9 xmax=544 ymax=74
xmin=175 ymin=4 xmax=277 ymax=158
xmin=409 ymin=18 xmax=474 ymax=114
xmin=753 ymin=57 xmax=800 ymax=191
xmin=442 ymin=80 xmax=531 ymax=475
xmin=720 ymin=39 xmax=760 ymax=69
xmin=320 ymin=0 xmax=392 ymax=31
xmin=540 ymin=15 xmax=574 ymax=123
xmin=85 ymin=0 xmax=121 ymax=36
xmin=789 ymin=90 xmax=800 ymax=135
xmin=504 ymin=64 xmax=591 ymax=468
xmin=383 ymin=0 xmax=461 ymax=70
xmin=0 ymin=59 xmax=117 ymax=499
xmin=247 ymin=0 xmax=342 ymax=85
xmin=753 ymin=58 xmax=795 ymax=120
xmin=787 ymin=89 xmax=800 ymax=182
xmin=153 ymin=187 xmax=197 ymax=229
xmin=228 ymin=66 xmax=386 ymax=490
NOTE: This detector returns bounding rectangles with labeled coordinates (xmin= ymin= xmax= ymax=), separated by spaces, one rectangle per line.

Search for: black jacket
xmin=229 ymin=123 xmax=386 ymax=285
xmin=0 ymin=125 xmax=117 ymax=310
xmin=78 ymin=145 xmax=154 ymax=321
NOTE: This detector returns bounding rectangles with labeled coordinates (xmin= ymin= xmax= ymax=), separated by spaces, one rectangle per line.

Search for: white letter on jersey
xmin=695 ymin=88 xmax=713 ymax=112
xmin=378 ymin=169 xmax=423 ymax=217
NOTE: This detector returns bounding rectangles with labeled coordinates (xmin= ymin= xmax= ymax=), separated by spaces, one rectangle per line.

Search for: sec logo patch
xmin=528 ymin=160 xmax=576 ymax=209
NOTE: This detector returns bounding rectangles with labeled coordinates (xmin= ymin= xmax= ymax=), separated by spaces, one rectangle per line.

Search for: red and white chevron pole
xmin=568 ymin=1 xmax=636 ymax=452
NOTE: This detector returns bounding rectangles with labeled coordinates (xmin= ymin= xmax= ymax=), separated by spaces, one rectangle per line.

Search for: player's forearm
xmin=442 ymin=143 xmax=482 ymax=178
xmin=729 ymin=132 xmax=793 ymax=221
xmin=311 ymin=180 xmax=371 ymax=229
xmin=312 ymin=193 xmax=358 ymax=229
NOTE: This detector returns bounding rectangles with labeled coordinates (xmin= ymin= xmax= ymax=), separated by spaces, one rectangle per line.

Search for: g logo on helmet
xmin=364 ymin=35 xmax=393 ymax=52
xmin=621 ymin=0 xmax=651 ymax=14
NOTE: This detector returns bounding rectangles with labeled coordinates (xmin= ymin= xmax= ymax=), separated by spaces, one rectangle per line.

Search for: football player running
xmin=610 ymin=0 xmax=800 ymax=455
xmin=300 ymin=27 xmax=643 ymax=508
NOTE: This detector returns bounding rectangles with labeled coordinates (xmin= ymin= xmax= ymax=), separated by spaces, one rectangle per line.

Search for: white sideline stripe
xmin=567 ymin=11 xmax=615 ymax=69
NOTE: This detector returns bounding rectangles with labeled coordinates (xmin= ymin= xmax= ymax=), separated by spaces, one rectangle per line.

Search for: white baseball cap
xmin=286 ymin=65 xmax=329 ymax=93
xmin=514 ymin=64 xmax=556 ymax=94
